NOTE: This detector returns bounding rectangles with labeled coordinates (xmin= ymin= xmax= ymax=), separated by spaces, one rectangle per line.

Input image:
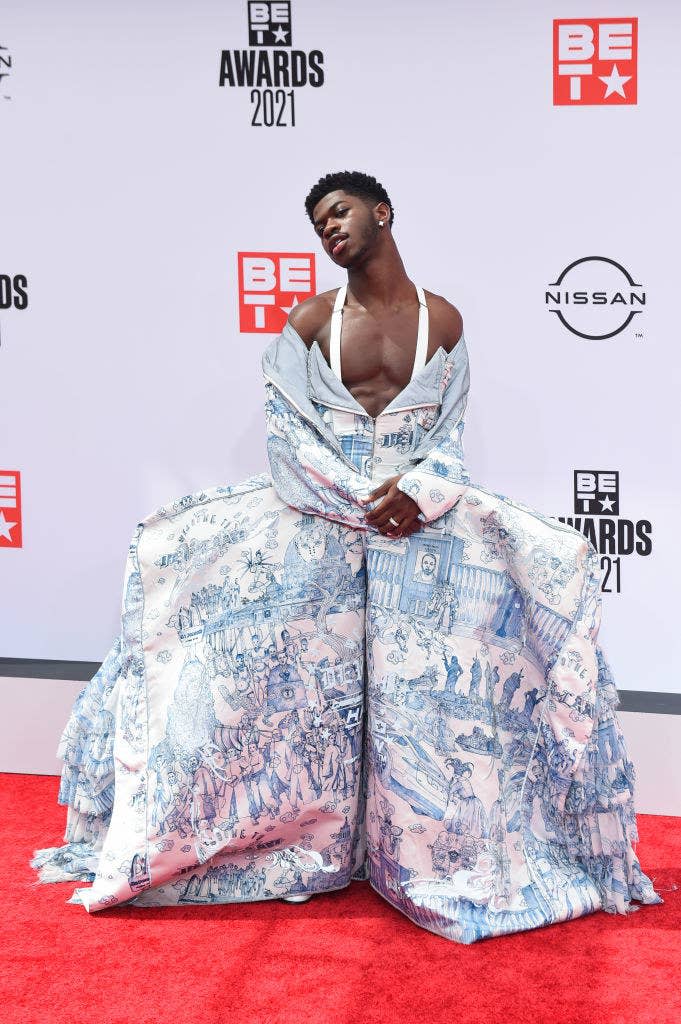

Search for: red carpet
xmin=1 ymin=774 xmax=679 ymax=1024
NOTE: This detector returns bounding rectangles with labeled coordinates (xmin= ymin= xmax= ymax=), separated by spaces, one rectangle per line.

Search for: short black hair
xmin=304 ymin=171 xmax=394 ymax=227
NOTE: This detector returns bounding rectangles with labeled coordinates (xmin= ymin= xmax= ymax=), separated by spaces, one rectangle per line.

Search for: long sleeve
xmin=396 ymin=336 xmax=471 ymax=522
xmin=264 ymin=380 xmax=374 ymax=530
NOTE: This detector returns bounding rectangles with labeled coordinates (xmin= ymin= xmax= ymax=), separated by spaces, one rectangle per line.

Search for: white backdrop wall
xmin=1 ymin=0 xmax=680 ymax=712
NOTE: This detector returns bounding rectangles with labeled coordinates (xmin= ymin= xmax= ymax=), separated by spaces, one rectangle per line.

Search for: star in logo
xmin=272 ymin=26 xmax=289 ymax=43
xmin=279 ymin=295 xmax=300 ymax=315
xmin=599 ymin=63 xmax=631 ymax=99
xmin=599 ymin=496 xmax=616 ymax=512
xmin=0 ymin=511 xmax=18 ymax=541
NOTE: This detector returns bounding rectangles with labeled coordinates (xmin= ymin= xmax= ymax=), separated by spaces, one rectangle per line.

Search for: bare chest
xmin=315 ymin=307 xmax=440 ymax=416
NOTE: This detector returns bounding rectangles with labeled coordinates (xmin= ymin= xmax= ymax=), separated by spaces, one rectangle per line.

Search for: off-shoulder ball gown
xmin=33 ymin=286 xmax=659 ymax=943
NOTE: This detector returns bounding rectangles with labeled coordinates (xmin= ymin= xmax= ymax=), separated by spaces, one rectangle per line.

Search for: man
xmin=35 ymin=170 xmax=657 ymax=943
xmin=413 ymin=551 xmax=438 ymax=584
xmin=289 ymin=170 xmax=463 ymax=540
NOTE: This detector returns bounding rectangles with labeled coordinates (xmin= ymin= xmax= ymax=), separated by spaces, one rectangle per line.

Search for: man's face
xmin=421 ymin=554 xmax=436 ymax=576
xmin=311 ymin=189 xmax=380 ymax=267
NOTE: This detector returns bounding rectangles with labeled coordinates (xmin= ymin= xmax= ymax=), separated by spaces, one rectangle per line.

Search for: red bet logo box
xmin=553 ymin=18 xmax=638 ymax=105
xmin=238 ymin=252 xmax=316 ymax=333
xmin=0 ymin=470 xmax=22 ymax=548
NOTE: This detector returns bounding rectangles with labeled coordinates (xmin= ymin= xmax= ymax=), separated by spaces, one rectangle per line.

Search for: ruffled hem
xmin=539 ymin=645 xmax=661 ymax=915
xmin=33 ymin=639 xmax=123 ymax=881
xmin=31 ymin=842 xmax=98 ymax=884
xmin=59 ymin=640 xmax=121 ymax=821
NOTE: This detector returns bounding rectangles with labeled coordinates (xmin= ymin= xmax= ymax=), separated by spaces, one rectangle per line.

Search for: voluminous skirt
xmin=33 ymin=472 xmax=660 ymax=943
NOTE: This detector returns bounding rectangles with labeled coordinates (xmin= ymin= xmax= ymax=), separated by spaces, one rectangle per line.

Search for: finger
xmin=369 ymin=504 xmax=402 ymax=529
xmin=383 ymin=517 xmax=415 ymax=537
xmin=368 ymin=492 xmax=416 ymax=525
xmin=391 ymin=517 xmax=421 ymax=539
xmin=387 ymin=525 xmax=418 ymax=539
xmin=377 ymin=514 xmax=401 ymax=535
xmin=362 ymin=475 xmax=403 ymax=505
xmin=365 ymin=494 xmax=398 ymax=523
xmin=362 ymin=480 xmax=391 ymax=504
xmin=397 ymin=523 xmax=421 ymax=539
xmin=393 ymin=507 xmax=421 ymax=533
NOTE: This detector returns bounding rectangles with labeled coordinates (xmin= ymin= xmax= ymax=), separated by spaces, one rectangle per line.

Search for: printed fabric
xmin=32 ymin=323 xmax=660 ymax=943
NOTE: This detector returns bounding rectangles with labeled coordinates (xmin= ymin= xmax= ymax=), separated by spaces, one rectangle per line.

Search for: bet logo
xmin=574 ymin=471 xmax=619 ymax=516
xmin=238 ymin=252 xmax=315 ymax=333
xmin=0 ymin=471 xmax=22 ymax=549
xmin=248 ymin=1 xmax=292 ymax=47
xmin=553 ymin=18 xmax=637 ymax=105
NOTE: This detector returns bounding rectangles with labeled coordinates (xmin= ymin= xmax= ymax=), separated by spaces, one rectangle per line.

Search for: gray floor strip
xmin=0 ymin=658 xmax=101 ymax=681
xmin=617 ymin=690 xmax=681 ymax=715
xmin=1 ymin=657 xmax=680 ymax=714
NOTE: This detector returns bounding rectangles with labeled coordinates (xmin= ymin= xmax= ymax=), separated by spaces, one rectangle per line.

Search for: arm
xmin=394 ymin=334 xmax=471 ymax=523
xmin=262 ymin=318 xmax=379 ymax=529
xmin=286 ymin=294 xmax=421 ymax=536
xmin=367 ymin=300 xmax=469 ymax=531
xmin=264 ymin=379 xmax=374 ymax=530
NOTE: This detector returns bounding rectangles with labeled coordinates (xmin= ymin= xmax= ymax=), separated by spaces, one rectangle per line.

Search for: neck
xmin=346 ymin=239 xmax=413 ymax=310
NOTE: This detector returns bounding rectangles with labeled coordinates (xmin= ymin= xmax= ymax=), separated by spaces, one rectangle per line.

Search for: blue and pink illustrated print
xmin=32 ymin=323 xmax=659 ymax=942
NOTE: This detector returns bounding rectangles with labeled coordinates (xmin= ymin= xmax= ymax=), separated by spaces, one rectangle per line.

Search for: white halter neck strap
xmin=329 ymin=284 xmax=429 ymax=385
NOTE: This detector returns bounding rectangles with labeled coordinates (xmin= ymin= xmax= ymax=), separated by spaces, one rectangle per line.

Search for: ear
xmin=374 ymin=200 xmax=391 ymax=227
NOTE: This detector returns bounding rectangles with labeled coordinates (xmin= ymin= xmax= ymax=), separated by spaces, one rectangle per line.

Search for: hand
xmin=362 ymin=475 xmax=422 ymax=538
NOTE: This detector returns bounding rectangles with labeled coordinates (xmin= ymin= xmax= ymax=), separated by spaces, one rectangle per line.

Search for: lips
xmin=328 ymin=234 xmax=348 ymax=257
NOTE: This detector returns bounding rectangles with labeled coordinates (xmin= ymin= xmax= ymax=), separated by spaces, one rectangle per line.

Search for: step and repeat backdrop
xmin=1 ymin=1 xmax=679 ymax=712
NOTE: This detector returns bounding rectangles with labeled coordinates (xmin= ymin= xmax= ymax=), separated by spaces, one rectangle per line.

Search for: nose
xmin=323 ymin=220 xmax=341 ymax=241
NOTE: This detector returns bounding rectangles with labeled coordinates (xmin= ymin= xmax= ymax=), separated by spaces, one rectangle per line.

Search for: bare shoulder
xmin=287 ymin=290 xmax=336 ymax=348
xmin=423 ymin=290 xmax=464 ymax=352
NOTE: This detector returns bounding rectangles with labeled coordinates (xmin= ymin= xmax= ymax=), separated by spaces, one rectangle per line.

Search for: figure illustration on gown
xmin=32 ymin=170 xmax=659 ymax=943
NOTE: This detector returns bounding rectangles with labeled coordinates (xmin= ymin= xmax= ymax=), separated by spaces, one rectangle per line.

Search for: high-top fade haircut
xmin=304 ymin=171 xmax=395 ymax=227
